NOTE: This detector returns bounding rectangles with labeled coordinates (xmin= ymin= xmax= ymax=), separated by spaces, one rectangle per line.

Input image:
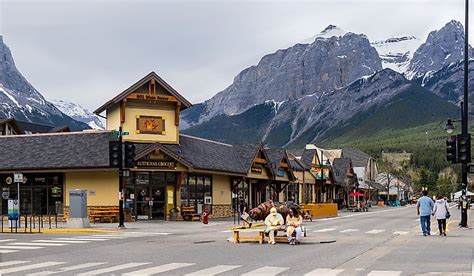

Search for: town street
xmin=0 ymin=206 xmax=472 ymax=276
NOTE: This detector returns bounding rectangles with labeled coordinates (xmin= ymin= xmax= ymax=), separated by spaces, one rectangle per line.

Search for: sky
xmin=0 ymin=0 xmax=469 ymax=111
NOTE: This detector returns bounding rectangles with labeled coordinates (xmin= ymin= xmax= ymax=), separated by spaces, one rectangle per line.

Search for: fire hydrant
xmin=202 ymin=208 xmax=209 ymax=224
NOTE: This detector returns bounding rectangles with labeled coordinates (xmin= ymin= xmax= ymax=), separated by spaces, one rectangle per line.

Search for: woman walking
xmin=432 ymin=195 xmax=449 ymax=236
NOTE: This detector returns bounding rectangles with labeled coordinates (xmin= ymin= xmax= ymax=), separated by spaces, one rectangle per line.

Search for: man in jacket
xmin=264 ymin=207 xmax=284 ymax=244
xmin=417 ymin=190 xmax=434 ymax=236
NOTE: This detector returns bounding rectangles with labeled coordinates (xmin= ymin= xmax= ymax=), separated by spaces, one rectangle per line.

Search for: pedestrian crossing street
xmin=0 ymin=232 xmax=170 ymax=254
xmin=312 ymin=228 xmax=411 ymax=236
xmin=0 ymin=260 xmax=463 ymax=276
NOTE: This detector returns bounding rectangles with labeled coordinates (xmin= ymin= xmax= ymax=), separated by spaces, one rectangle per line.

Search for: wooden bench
xmin=233 ymin=228 xmax=265 ymax=244
xmin=89 ymin=207 xmax=119 ymax=223
xmin=180 ymin=206 xmax=200 ymax=221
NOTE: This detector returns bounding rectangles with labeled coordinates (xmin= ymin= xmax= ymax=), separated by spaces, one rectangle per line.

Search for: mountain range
xmin=182 ymin=20 xmax=468 ymax=149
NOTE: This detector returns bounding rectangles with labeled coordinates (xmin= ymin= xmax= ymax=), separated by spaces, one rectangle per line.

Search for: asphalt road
xmin=0 ymin=206 xmax=472 ymax=276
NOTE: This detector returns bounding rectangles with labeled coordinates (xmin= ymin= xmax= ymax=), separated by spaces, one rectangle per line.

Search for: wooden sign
xmin=136 ymin=115 xmax=165 ymax=134
xmin=136 ymin=161 xmax=176 ymax=169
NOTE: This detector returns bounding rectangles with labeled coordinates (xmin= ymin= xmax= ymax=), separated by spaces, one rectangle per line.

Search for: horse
xmin=247 ymin=200 xmax=300 ymax=223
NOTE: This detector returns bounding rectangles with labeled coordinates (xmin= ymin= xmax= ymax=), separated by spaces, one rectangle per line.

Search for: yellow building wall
xmin=106 ymin=105 xmax=121 ymax=131
xmin=65 ymin=171 xmax=118 ymax=206
xmin=212 ymin=174 xmax=231 ymax=205
xmin=122 ymin=107 xmax=179 ymax=144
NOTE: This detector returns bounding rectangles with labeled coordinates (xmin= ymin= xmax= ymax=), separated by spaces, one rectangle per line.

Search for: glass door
xmin=150 ymin=185 xmax=165 ymax=220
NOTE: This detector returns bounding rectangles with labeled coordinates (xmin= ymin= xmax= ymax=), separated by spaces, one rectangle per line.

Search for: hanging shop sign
xmin=277 ymin=168 xmax=285 ymax=177
xmin=5 ymin=177 xmax=12 ymax=185
xmin=136 ymin=160 xmax=176 ymax=169
xmin=14 ymin=172 xmax=23 ymax=183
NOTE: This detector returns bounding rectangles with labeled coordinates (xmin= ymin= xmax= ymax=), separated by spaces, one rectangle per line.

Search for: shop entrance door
xmin=150 ymin=185 xmax=165 ymax=220
xmin=135 ymin=185 xmax=151 ymax=220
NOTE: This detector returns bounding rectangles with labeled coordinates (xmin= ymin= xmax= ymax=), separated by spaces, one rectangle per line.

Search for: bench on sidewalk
xmin=89 ymin=207 xmax=119 ymax=223
xmin=180 ymin=206 xmax=200 ymax=221
xmin=233 ymin=229 xmax=265 ymax=244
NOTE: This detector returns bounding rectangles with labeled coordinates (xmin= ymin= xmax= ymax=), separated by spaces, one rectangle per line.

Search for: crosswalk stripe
xmin=241 ymin=266 xmax=289 ymax=275
xmin=56 ymin=238 xmax=109 ymax=241
xmin=367 ymin=270 xmax=402 ymax=276
xmin=0 ymin=262 xmax=65 ymax=274
xmin=339 ymin=229 xmax=359 ymax=233
xmin=27 ymin=262 xmax=106 ymax=275
xmin=76 ymin=262 xmax=149 ymax=275
xmin=0 ymin=239 xmax=17 ymax=243
xmin=366 ymin=229 xmax=386 ymax=234
xmin=0 ymin=245 xmax=43 ymax=249
xmin=124 ymin=232 xmax=171 ymax=235
xmin=0 ymin=250 xmax=18 ymax=253
xmin=0 ymin=261 xmax=30 ymax=267
xmin=124 ymin=262 xmax=195 ymax=275
xmin=33 ymin=239 xmax=90 ymax=244
xmin=304 ymin=268 xmax=344 ymax=276
xmin=9 ymin=242 xmax=67 ymax=247
xmin=393 ymin=231 xmax=409 ymax=235
xmin=88 ymin=235 xmax=126 ymax=239
xmin=185 ymin=265 xmax=241 ymax=275
xmin=313 ymin=228 xmax=336 ymax=233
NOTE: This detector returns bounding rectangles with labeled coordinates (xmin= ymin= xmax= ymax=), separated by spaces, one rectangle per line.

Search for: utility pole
xmin=118 ymin=126 xmax=125 ymax=228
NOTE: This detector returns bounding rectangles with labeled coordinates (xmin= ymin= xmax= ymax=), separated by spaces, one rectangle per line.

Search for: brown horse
xmin=247 ymin=200 xmax=300 ymax=222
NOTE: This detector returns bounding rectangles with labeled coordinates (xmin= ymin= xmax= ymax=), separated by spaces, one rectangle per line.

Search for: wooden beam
xmin=279 ymin=163 xmax=288 ymax=168
xmin=120 ymin=101 xmax=126 ymax=123
xmin=175 ymin=102 xmax=181 ymax=126
xmin=151 ymin=79 xmax=156 ymax=95
xmin=254 ymin=158 xmax=267 ymax=164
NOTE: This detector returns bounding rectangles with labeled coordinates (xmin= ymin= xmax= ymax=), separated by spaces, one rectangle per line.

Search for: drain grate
xmin=194 ymin=240 xmax=216 ymax=244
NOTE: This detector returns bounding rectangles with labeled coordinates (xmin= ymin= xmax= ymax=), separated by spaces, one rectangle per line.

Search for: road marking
xmin=366 ymin=229 xmax=386 ymax=234
xmin=185 ymin=265 xmax=241 ymax=275
xmin=124 ymin=232 xmax=171 ymax=235
xmin=124 ymin=262 xmax=195 ymax=275
xmin=27 ymin=262 xmax=106 ymax=275
xmin=393 ymin=231 xmax=409 ymax=235
xmin=242 ymin=266 xmax=289 ymax=275
xmin=318 ymin=207 xmax=412 ymax=221
xmin=9 ymin=242 xmax=66 ymax=247
xmin=0 ymin=261 xmax=30 ymax=267
xmin=0 ymin=250 xmax=18 ymax=253
xmin=0 ymin=245 xmax=43 ymax=249
xmin=313 ymin=228 xmax=336 ymax=233
xmin=77 ymin=262 xmax=149 ymax=275
xmin=33 ymin=239 xmax=90 ymax=244
xmin=367 ymin=270 xmax=402 ymax=276
xmin=304 ymin=268 xmax=344 ymax=275
xmin=0 ymin=239 xmax=16 ymax=243
xmin=83 ymin=235 xmax=126 ymax=239
xmin=56 ymin=238 xmax=109 ymax=241
xmin=0 ymin=262 xmax=65 ymax=274
xmin=221 ymin=230 xmax=232 ymax=233
xmin=339 ymin=229 xmax=359 ymax=233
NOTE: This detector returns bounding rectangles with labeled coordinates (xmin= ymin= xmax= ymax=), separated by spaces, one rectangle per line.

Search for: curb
xmin=41 ymin=229 xmax=118 ymax=234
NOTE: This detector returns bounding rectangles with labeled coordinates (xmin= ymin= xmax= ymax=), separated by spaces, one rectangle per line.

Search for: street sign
xmin=13 ymin=172 xmax=23 ymax=183
xmin=2 ymin=191 xmax=9 ymax=200
xmin=111 ymin=130 xmax=130 ymax=137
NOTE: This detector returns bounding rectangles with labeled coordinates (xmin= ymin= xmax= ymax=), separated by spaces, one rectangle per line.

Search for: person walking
xmin=432 ymin=195 xmax=449 ymax=236
xmin=417 ymin=190 xmax=434 ymax=236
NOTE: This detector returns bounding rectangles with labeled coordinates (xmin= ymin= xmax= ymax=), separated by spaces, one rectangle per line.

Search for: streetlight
xmin=444 ymin=0 xmax=470 ymax=228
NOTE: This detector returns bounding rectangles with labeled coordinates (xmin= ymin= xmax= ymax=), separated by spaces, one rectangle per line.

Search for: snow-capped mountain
xmin=182 ymin=25 xmax=382 ymax=127
xmin=371 ymin=36 xmax=422 ymax=73
xmin=0 ymin=35 xmax=89 ymax=130
xmin=52 ymin=100 xmax=105 ymax=129
xmin=406 ymin=20 xmax=469 ymax=80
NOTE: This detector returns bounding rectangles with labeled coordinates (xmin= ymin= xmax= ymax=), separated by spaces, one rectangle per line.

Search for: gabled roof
xmin=332 ymin=158 xmax=353 ymax=185
xmin=0 ymin=118 xmax=22 ymax=134
xmin=0 ymin=131 xmax=114 ymax=171
xmin=300 ymin=149 xmax=316 ymax=169
xmin=287 ymin=152 xmax=305 ymax=171
xmin=342 ymin=148 xmax=373 ymax=168
xmin=94 ymin=71 xmax=193 ymax=114
xmin=0 ymin=118 xmax=70 ymax=134
xmin=233 ymin=143 xmax=266 ymax=173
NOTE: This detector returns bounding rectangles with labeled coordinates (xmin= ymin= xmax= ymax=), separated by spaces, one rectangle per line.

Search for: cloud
xmin=0 ymin=0 xmax=467 ymax=110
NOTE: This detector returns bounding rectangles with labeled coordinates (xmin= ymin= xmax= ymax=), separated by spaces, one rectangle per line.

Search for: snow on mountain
xmin=301 ymin=25 xmax=348 ymax=44
xmin=52 ymin=100 xmax=105 ymax=129
xmin=371 ymin=36 xmax=422 ymax=73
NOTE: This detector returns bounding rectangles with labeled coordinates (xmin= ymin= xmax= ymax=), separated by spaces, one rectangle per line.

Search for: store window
xmin=304 ymin=184 xmax=314 ymax=204
xmin=284 ymin=183 xmax=299 ymax=203
xmin=180 ymin=174 xmax=212 ymax=213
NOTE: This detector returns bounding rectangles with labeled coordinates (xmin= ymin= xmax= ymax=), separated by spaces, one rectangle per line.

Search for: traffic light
xmin=124 ymin=142 xmax=136 ymax=169
xmin=446 ymin=135 xmax=458 ymax=164
xmin=456 ymin=133 xmax=471 ymax=163
xmin=109 ymin=141 xmax=122 ymax=168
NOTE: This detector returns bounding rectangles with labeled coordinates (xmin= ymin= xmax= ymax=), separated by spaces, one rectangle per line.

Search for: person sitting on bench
xmin=264 ymin=207 xmax=284 ymax=245
xmin=286 ymin=207 xmax=303 ymax=245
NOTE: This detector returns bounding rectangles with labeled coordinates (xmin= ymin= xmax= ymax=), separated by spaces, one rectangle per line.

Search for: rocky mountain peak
xmin=315 ymin=25 xmax=348 ymax=40
xmin=405 ymin=20 xmax=469 ymax=80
